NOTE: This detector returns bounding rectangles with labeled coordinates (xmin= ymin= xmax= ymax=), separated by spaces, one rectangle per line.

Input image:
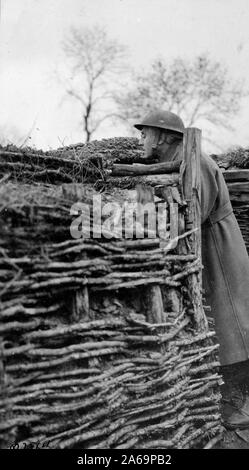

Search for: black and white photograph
xmin=1 ymin=0 xmax=249 ymax=456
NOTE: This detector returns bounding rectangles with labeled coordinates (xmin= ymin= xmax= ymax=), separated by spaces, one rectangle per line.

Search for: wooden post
xmin=71 ymin=287 xmax=90 ymax=322
xmin=143 ymin=285 xmax=165 ymax=323
xmin=0 ymin=339 xmax=12 ymax=448
xmin=182 ymin=128 xmax=208 ymax=331
xmin=136 ymin=184 xmax=165 ymax=324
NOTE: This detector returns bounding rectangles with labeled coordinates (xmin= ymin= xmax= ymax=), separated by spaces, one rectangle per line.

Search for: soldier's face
xmin=140 ymin=127 xmax=175 ymax=158
xmin=140 ymin=127 xmax=158 ymax=158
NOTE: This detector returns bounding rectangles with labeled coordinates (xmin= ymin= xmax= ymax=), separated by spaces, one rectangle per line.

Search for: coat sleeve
xmin=200 ymin=154 xmax=224 ymax=224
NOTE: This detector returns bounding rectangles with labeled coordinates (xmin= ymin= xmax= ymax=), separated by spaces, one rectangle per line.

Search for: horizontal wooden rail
xmin=227 ymin=182 xmax=249 ymax=193
xmin=107 ymin=173 xmax=180 ymax=188
xmin=223 ymin=170 xmax=249 ymax=182
xmin=110 ymin=161 xmax=181 ymax=176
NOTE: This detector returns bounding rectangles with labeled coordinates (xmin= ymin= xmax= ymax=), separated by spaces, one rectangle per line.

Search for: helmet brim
xmin=134 ymin=123 xmax=184 ymax=136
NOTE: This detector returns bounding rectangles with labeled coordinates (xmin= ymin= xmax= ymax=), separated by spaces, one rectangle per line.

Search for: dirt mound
xmin=211 ymin=147 xmax=249 ymax=170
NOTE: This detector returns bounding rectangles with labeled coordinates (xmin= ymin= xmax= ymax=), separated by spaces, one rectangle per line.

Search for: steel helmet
xmin=134 ymin=110 xmax=185 ymax=135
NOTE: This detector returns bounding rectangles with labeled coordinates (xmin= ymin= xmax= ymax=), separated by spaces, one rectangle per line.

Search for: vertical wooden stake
xmin=182 ymin=128 xmax=208 ymax=331
xmin=0 ymin=340 xmax=12 ymax=448
xmin=143 ymin=285 xmax=165 ymax=323
xmin=136 ymin=184 xmax=165 ymax=324
xmin=71 ymin=287 xmax=90 ymax=322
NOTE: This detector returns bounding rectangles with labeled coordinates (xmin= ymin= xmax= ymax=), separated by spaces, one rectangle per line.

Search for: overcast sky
xmin=1 ymin=0 xmax=249 ymax=151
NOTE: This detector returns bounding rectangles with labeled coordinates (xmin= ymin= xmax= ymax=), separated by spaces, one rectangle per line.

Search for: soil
xmin=218 ymin=428 xmax=249 ymax=449
xmin=215 ymin=369 xmax=249 ymax=449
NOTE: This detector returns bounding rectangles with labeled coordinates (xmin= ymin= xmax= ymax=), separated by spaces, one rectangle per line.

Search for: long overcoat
xmin=201 ymin=153 xmax=249 ymax=366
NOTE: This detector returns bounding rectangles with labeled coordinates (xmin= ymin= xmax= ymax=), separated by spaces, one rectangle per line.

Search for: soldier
xmin=134 ymin=110 xmax=249 ymax=429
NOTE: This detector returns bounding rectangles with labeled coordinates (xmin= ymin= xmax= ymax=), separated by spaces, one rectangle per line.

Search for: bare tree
xmin=61 ymin=25 xmax=128 ymax=142
xmin=116 ymin=55 xmax=247 ymax=135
